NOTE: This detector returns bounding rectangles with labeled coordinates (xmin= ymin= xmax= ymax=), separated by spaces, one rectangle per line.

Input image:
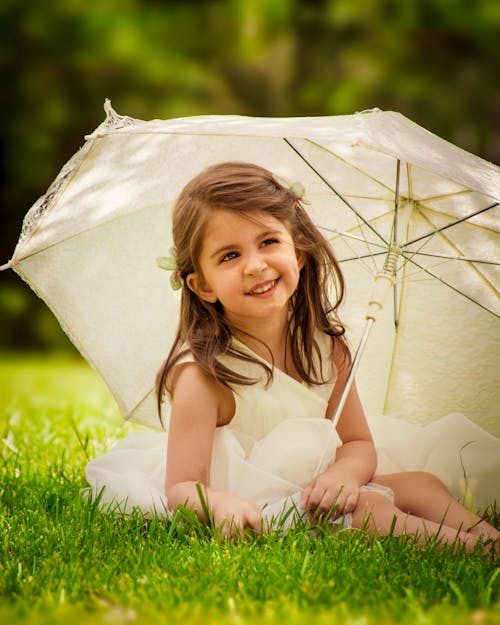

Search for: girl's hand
xmin=301 ymin=465 xmax=361 ymax=518
xmin=210 ymin=491 xmax=265 ymax=538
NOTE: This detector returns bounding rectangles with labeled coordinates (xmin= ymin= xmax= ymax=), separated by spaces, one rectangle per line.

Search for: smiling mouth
xmin=248 ymin=279 xmax=278 ymax=295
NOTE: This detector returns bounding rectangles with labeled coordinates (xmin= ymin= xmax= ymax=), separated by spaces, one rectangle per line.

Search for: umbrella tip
xmin=0 ymin=261 xmax=12 ymax=271
xmin=104 ymin=98 xmax=116 ymax=118
xmin=356 ymin=107 xmax=383 ymax=115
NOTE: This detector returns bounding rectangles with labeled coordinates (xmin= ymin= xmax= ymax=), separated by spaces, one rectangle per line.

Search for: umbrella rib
xmin=402 ymin=202 xmax=499 ymax=248
xmin=408 ymin=202 xmax=500 ymax=238
xmin=403 ymin=251 xmax=499 ymax=265
xmin=324 ymin=235 xmax=383 ymax=274
xmin=385 ymin=159 xmax=404 ymax=329
xmin=390 ymin=160 xmax=402 ymax=248
xmin=11 ymin=201 xmax=170 ymax=263
xmin=338 ymin=251 xmax=387 ymax=263
xmin=403 ymin=202 xmax=500 ymax=300
xmin=318 ymin=225 xmax=387 ymax=249
xmin=283 ymin=138 xmax=389 ymax=246
xmin=401 ymin=253 xmax=500 ymax=318
xmin=320 ymin=207 xmax=397 ymax=247
xmin=404 ymin=187 xmax=475 ymax=204
xmin=404 ymin=251 xmax=500 ymax=300
xmin=320 ymin=222 xmax=387 ymax=274
xmin=304 ymin=138 xmax=396 ymax=195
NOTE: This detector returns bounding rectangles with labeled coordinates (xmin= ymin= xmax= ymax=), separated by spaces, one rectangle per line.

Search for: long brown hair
xmin=156 ymin=162 xmax=349 ymax=424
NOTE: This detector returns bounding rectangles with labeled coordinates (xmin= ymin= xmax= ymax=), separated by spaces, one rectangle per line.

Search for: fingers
xmin=301 ymin=482 xmax=313 ymax=508
xmin=302 ymin=481 xmax=359 ymax=518
xmin=303 ymin=480 xmax=340 ymax=514
xmin=245 ymin=506 xmax=265 ymax=533
xmin=216 ymin=505 xmax=265 ymax=539
xmin=344 ymin=492 xmax=359 ymax=514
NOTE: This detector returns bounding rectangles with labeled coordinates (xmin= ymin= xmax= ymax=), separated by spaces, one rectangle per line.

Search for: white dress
xmin=86 ymin=335 xmax=500 ymax=523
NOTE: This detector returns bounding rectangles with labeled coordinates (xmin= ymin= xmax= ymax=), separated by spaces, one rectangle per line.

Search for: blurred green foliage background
xmin=1 ymin=0 xmax=499 ymax=352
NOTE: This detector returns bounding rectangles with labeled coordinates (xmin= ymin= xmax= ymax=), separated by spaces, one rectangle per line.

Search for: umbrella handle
xmin=366 ymin=271 xmax=395 ymax=321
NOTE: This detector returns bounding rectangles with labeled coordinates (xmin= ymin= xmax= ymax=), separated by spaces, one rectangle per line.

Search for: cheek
xmin=213 ymin=270 xmax=235 ymax=293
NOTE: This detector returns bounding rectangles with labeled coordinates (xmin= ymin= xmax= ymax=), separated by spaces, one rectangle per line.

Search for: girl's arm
xmin=301 ymin=354 xmax=377 ymax=517
xmin=166 ymin=363 xmax=263 ymax=536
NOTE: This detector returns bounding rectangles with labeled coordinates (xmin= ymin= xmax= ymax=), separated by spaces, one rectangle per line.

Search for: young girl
xmin=151 ymin=161 xmax=497 ymax=549
xmin=86 ymin=161 xmax=498 ymax=551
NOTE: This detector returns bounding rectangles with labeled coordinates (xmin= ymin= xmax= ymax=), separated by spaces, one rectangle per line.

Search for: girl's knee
xmin=372 ymin=471 xmax=454 ymax=516
xmin=375 ymin=470 xmax=448 ymax=493
xmin=352 ymin=491 xmax=395 ymax=529
xmin=409 ymin=471 xmax=449 ymax=493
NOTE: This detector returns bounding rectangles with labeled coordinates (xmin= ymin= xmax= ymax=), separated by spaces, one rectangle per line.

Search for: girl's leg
xmin=372 ymin=471 xmax=499 ymax=541
xmin=351 ymin=490 xmax=480 ymax=552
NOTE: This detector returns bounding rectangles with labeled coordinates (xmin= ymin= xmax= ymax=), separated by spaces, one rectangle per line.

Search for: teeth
xmin=250 ymin=280 xmax=276 ymax=294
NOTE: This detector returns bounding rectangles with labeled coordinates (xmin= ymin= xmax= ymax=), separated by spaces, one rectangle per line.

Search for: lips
xmin=247 ymin=279 xmax=278 ymax=295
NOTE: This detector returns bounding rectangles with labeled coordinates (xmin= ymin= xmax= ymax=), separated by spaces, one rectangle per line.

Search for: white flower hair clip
xmin=156 ymin=247 xmax=183 ymax=291
xmin=274 ymin=175 xmax=309 ymax=204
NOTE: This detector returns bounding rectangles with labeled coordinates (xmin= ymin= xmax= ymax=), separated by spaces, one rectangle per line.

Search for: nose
xmin=244 ymin=251 xmax=267 ymax=276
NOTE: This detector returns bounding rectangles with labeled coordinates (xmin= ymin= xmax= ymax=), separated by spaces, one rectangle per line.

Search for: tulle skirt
xmin=85 ymin=412 xmax=499 ymax=526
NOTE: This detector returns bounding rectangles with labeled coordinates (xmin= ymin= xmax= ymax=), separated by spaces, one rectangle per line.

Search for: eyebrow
xmin=209 ymin=229 xmax=283 ymax=259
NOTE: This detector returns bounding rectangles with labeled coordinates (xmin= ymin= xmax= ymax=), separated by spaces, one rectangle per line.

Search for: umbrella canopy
xmin=4 ymin=102 xmax=499 ymax=435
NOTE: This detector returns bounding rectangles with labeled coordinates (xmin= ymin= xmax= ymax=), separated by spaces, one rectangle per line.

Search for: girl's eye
xmin=261 ymin=238 xmax=279 ymax=247
xmin=221 ymin=251 xmax=239 ymax=263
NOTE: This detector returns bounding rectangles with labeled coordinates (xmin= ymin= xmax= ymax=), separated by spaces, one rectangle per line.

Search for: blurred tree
xmin=289 ymin=0 xmax=500 ymax=157
xmin=1 ymin=0 xmax=499 ymax=350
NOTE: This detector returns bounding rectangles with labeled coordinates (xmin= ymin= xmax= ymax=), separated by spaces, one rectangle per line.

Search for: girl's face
xmin=187 ymin=209 xmax=303 ymax=329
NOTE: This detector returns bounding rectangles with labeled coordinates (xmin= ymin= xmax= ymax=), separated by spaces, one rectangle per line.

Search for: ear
xmin=295 ymin=248 xmax=306 ymax=271
xmin=186 ymin=273 xmax=218 ymax=303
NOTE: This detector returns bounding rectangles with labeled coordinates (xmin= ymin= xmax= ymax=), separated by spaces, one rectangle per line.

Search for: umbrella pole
xmin=331 ymin=260 xmax=397 ymax=430
xmin=331 ymin=317 xmax=375 ymax=429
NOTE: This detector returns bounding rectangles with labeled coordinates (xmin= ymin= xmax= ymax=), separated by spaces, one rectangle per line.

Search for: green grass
xmin=0 ymin=354 xmax=498 ymax=625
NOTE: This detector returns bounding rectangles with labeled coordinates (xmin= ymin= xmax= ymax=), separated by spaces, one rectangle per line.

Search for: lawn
xmin=0 ymin=354 xmax=498 ymax=625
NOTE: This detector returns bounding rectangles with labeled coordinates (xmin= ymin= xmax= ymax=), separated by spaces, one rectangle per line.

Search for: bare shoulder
xmin=171 ymin=361 xmax=216 ymax=396
xmin=171 ymin=362 xmax=235 ymax=426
